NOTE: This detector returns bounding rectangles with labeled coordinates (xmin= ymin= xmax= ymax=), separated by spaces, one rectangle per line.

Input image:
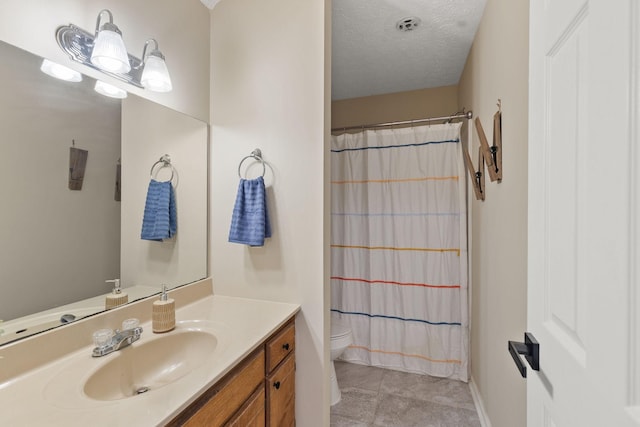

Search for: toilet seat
xmin=331 ymin=319 xmax=351 ymax=339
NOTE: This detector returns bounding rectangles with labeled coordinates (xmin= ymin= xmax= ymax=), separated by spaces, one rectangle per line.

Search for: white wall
xmin=120 ymin=96 xmax=208 ymax=291
xmin=0 ymin=0 xmax=210 ymax=121
xmin=458 ymin=0 xmax=529 ymax=426
xmin=0 ymin=41 xmax=121 ymax=320
xmin=209 ymin=0 xmax=330 ymax=424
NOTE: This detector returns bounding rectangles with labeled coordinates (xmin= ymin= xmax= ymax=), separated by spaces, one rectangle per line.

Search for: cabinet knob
xmin=273 ymin=381 xmax=281 ymax=390
xmin=282 ymin=343 xmax=290 ymax=351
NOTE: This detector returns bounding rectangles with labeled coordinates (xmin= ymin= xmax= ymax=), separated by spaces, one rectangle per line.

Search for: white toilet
xmin=330 ymin=317 xmax=353 ymax=406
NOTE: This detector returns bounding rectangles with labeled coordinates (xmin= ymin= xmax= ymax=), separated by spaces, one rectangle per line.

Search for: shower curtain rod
xmin=331 ymin=110 xmax=473 ymax=133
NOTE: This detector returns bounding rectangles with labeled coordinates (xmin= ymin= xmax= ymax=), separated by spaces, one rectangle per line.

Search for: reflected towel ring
xmin=150 ymin=154 xmax=176 ymax=182
xmin=237 ymin=148 xmax=266 ymax=179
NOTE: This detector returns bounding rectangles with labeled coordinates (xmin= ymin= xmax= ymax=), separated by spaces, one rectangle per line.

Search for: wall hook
xmin=492 ymin=102 xmax=503 ymax=181
xmin=463 ymin=143 xmax=485 ymax=201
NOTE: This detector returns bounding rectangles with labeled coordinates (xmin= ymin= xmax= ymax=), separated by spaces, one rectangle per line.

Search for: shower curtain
xmin=331 ymin=122 xmax=469 ymax=382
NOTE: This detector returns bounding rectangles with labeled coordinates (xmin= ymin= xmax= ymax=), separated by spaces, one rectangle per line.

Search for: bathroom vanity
xmin=168 ymin=318 xmax=295 ymax=426
xmin=0 ymin=278 xmax=299 ymax=426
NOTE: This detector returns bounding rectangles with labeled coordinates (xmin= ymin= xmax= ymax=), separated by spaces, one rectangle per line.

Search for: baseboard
xmin=469 ymin=377 xmax=493 ymax=427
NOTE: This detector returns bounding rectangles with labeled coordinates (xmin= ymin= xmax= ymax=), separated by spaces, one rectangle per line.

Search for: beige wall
xmin=209 ymin=0 xmax=330 ymax=425
xmin=0 ymin=0 xmax=210 ymax=121
xmin=458 ymin=0 xmax=529 ymax=426
xmin=331 ymin=85 xmax=459 ymax=129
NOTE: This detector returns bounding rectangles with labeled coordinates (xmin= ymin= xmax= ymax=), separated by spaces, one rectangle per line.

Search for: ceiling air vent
xmin=396 ymin=17 xmax=422 ymax=32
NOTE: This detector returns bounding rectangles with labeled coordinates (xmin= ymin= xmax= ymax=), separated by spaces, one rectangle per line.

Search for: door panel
xmin=544 ymin=5 xmax=588 ymax=364
xmin=529 ymin=0 xmax=639 ymax=426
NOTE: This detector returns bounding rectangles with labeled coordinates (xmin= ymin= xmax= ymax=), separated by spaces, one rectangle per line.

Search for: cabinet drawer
xmin=267 ymin=353 xmax=295 ymax=427
xmin=175 ymin=348 xmax=265 ymax=427
xmin=266 ymin=321 xmax=295 ymax=373
xmin=225 ymin=385 xmax=265 ymax=427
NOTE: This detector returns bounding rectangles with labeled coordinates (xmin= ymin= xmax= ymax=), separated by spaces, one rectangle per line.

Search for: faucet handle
xmin=122 ymin=318 xmax=140 ymax=330
xmin=92 ymin=328 xmax=114 ymax=347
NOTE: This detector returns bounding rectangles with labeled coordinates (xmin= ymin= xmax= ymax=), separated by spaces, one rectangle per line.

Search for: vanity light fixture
xmin=94 ymin=80 xmax=128 ymax=99
xmin=139 ymin=39 xmax=172 ymax=92
xmin=56 ymin=11 xmax=172 ymax=93
xmin=90 ymin=10 xmax=130 ymax=73
xmin=40 ymin=59 xmax=82 ymax=82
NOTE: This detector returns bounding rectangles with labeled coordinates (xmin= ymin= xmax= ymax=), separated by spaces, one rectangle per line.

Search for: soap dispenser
xmin=105 ymin=279 xmax=128 ymax=310
xmin=152 ymin=285 xmax=175 ymax=333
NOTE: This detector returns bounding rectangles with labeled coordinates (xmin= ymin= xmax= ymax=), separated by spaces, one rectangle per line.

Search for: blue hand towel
xmin=228 ymin=176 xmax=271 ymax=246
xmin=141 ymin=179 xmax=177 ymax=241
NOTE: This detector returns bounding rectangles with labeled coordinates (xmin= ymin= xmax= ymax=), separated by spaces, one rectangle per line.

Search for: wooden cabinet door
xmin=266 ymin=353 xmax=295 ymax=427
xmin=226 ymin=385 xmax=265 ymax=427
xmin=172 ymin=349 xmax=265 ymax=427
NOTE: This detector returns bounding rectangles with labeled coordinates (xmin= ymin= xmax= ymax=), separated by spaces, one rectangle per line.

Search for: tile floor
xmin=330 ymin=361 xmax=482 ymax=427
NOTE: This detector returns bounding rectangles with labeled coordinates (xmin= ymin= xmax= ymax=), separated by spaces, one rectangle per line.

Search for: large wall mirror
xmin=0 ymin=39 xmax=208 ymax=346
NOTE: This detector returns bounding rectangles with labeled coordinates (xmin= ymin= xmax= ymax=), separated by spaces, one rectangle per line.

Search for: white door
xmin=527 ymin=0 xmax=640 ymax=426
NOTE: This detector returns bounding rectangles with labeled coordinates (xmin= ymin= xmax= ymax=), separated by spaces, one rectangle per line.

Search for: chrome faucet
xmin=92 ymin=320 xmax=143 ymax=357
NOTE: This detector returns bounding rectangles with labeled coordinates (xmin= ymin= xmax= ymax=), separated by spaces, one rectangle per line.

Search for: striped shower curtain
xmin=330 ymin=122 xmax=469 ymax=382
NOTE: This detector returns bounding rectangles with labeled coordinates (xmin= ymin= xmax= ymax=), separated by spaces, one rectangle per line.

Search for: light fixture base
xmin=56 ymin=24 xmax=144 ymax=88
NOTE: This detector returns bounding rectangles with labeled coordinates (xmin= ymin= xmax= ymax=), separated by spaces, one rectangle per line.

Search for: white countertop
xmin=0 ymin=286 xmax=299 ymax=426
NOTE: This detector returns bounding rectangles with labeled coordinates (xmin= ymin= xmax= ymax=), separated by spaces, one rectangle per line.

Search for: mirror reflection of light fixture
xmin=56 ymin=11 xmax=172 ymax=93
xmin=90 ymin=10 xmax=130 ymax=73
xmin=94 ymin=80 xmax=128 ymax=99
xmin=139 ymin=39 xmax=172 ymax=92
xmin=40 ymin=59 xmax=82 ymax=82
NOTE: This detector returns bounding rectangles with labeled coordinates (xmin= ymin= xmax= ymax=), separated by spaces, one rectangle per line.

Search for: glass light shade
xmin=90 ymin=29 xmax=130 ymax=73
xmin=40 ymin=59 xmax=82 ymax=82
xmin=141 ymin=55 xmax=172 ymax=92
xmin=94 ymin=80 xmax=127 ymax=99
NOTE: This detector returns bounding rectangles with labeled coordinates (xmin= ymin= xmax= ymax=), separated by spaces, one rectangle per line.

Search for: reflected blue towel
xmin=228 ymin=176 xmax=271 ymax=246
xmin=141 ymin=179 xmax=177 ymax=241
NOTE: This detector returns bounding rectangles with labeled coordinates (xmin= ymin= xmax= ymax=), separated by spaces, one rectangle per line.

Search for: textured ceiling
xmin=332 ymin=0 xmax=486 ymax=100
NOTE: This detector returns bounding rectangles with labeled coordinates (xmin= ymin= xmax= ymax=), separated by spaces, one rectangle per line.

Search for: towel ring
xmin=150 ymin=154 xmax=176 ymax=182
xmin=237 ymin=148 xmax=266 ymax=179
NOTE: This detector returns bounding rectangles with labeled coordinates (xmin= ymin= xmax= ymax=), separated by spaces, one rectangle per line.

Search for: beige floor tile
xmin=335 ymin=361 xmax=386 ymax=392
xmin=373 ymin=393 xmax=481 ymax=427
xmin=379 ymin=369 xmax=476 ymax=412
xmin=331 ymin=362 xmax=481 ymax=427
xmin=331 ymin=387 xmax=379 ymax=425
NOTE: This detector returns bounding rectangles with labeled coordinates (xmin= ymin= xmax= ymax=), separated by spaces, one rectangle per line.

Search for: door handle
xmin=508 ymin=332 xmax=540 ymax=378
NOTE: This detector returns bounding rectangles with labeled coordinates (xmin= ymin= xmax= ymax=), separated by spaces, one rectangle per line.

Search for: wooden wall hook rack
xmin=475 ymin=115 xmax=502 ymax=182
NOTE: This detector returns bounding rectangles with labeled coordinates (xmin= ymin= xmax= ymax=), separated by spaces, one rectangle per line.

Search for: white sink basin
xmin=43 ymin=320 xmax=230 ymax=408
xmin=84 ymin=329 xmax=217 ymax=401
